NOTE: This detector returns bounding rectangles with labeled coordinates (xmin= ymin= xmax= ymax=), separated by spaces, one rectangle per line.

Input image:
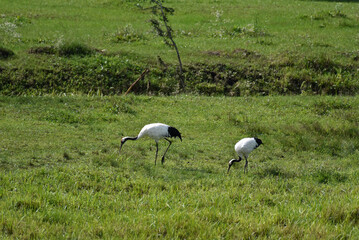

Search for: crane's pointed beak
xmin=227 ymin=164 xmax=232 ymax=174
xmin=119 ymin=142 xmax=124 ymax=155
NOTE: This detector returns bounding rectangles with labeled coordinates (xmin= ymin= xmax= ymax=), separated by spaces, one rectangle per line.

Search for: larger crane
xmin=119 ymin=123 xmax=182 ymax=165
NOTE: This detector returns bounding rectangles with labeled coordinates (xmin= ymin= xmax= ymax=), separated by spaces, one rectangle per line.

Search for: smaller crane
xmin=227 ymin=137 xmax=263 ymax=174
xmin=120 ymin=123 xmax=182 ymax=165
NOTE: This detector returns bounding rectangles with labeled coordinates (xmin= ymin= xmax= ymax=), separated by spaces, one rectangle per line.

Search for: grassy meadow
xmin=1 ymin=95 xmax=359 ymax=239
xmin=1 ymin=0 xmax=359 ymax=239
xmin=1 ymin=0 xmax=359 ymax=61
xmin=1 ymin=0 xmax=359 ymax=95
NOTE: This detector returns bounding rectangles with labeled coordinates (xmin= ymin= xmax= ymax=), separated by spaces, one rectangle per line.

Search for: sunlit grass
xmin=1 ymin=0 xmax=359 ymax=96
xmin=1 ymin=95 xmax=359 ymax=238
xmin=1 ymin=0 xmax=359 ymax=63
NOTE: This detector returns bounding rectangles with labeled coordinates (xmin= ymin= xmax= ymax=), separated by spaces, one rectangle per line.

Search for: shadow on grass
xmin=156 ymin=166 xmax=219 ymax=181
xmin=312 ymin=169 xmax=348 ymax=184
xmin=254 ymin=165 xmax=296 ymax=179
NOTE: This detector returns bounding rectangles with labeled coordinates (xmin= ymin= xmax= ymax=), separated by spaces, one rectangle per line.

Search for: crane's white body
xmin=234 ymin=137 xmax=260 ymax=159
xmin=228 ymin=137 xmax=263 ymax=174
xmin=137 ymin=123 xmax=170 ymax=142
xmin=120 ymin=123 xmax=182 ymax=165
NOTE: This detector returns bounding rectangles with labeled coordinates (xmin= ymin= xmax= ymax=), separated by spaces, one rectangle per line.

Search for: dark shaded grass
xmin=0 ymin=46 xmax=14 ymax=59
xmin=1 ymin=53 xmax=359 ymax=96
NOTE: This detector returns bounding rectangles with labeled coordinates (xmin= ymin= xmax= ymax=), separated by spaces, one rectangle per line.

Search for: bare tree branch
xmin=148 ymin=0 xmax=185 ymax=90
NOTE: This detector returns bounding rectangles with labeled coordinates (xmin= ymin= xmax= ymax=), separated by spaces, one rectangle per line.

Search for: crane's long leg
xmin=244 ymin=156 xmax=248 ymax=174
xmin=155 ymin=141 xmax=159 ymax=165
xmin=161 ymin=138 xmax=172 ymax=164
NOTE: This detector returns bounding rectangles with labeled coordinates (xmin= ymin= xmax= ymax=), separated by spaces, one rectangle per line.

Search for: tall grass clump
xmin=58 ymin=42 xmax=94 ymax=57
xmin=112 ymin=24 xmax=146 ymax=43
xmin=0 ymin=46 xmax=14 ymax=59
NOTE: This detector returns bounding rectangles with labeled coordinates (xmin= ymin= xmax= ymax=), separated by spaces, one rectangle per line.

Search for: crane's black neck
xmin=229 ymin=157 xmax=242 ymax=166
xmin=122 ymin=136 xmax=138 ymax=143
xmin=228 ymin=157 xmax=242 ymax=173
xmin=230 ymin=157 xmax=242 ymax=164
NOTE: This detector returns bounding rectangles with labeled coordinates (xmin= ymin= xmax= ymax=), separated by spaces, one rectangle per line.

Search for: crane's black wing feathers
xmin=168 ymin=126 xmax=182 ymax=141
xmin=254 ymin=138 xmax=262 ymax=147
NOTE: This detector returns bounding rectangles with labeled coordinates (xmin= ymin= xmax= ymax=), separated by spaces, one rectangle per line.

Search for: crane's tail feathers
xmin=168 ymin=126 xmax=182 ymax=141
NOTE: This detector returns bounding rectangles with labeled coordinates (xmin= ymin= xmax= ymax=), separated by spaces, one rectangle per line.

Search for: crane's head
xmin=227 ymin=158 xmax=242 ymax=174
xmin=119 ymin=137 xmax=126 ymax=154
xmin=119 ymin=136 xmax=138 ymax=155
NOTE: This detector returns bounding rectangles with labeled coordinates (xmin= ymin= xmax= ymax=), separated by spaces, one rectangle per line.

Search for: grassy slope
xmin=1 ymin=95 xmax=359 ymax=239
xmin=1 ymin=0 xmax=359 ymax=63
xmin=1 ymin=0 xmax=359 ymax=96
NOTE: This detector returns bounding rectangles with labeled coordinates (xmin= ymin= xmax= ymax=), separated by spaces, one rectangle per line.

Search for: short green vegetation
xmin=1 ymin=0 xmax=359 ymax=95
xmin=1 ymin=95 xmax=359 ymax=239
xmin=1 ymin=0 xmax=359 ymax=238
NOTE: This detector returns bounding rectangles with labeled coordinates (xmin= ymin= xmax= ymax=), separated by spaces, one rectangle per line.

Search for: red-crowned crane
xmin=227 ymin=137 xmax=263 ymax=174
xmin=119 ymin=123 xmax=182 ymax=165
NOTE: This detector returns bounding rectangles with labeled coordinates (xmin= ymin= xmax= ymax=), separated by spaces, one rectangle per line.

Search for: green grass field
xmin=1 ymin=0 xmax=359 ymax=95
xmin=1 ymin=0 xmax=359 ymax=238
xmin=1 ymin=95 xmax=359 ymax=239
xmin=1 ymin=0 xmax=359 ymax=62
